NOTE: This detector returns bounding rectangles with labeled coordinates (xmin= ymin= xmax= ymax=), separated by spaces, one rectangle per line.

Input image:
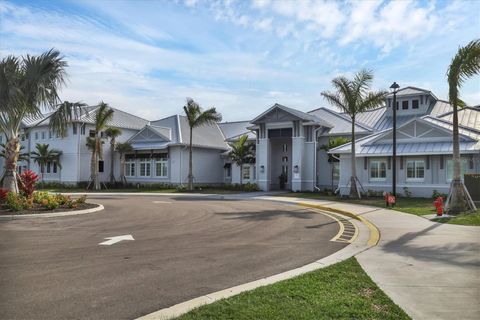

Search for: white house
xmin=1 ymin=86 xmax=479 ymax=197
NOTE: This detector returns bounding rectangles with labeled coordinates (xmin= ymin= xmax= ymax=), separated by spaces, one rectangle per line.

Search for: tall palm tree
xmin=321 ymin=70 xmax=387 ymax=198
xmin=0 ymin=50 xmax=83 ymax=192
xmin=228 ymin=134 xmax=255 ymax=185
xmin=88 ymin=102 xmax=114 ymax=190
xmin=0 ymin=143 xmax=29 ymax=185
xmin=445 ymin=39 xmax=479 ymax=214
xmin=30 ymin=143 xmax=62 ymax=185
xmin=116 ymin=142 xmax=133 ymax=186
xmin=183 ymin=98 xmax=222 ymax=191
xmin=105 ymin=127 xmax=122 ymax=184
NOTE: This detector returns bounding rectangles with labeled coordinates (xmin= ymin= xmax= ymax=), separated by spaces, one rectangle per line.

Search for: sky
xmin=1 ymin=0 xmax=479 ymax=121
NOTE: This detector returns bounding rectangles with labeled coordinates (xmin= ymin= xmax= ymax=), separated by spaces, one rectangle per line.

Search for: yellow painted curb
xmin=297 ymin=202 xmax=380 ymax=247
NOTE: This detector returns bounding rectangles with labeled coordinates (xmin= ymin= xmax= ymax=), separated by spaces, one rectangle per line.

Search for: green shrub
xmin=5 ymin=192 xmax=27 ymax=211
xmin=403 ymin=187 xmax=412 ymax=198
xmin=43 ymin=198 xmax=59 ymax=210
xmin=55 ymin=194 xmax=71 ymax=205
xmin=176 ymin=185 xmax=187 ymax=192
xmin=432 ymin=189 xmax=448 ymax=199
xmin=75 ymin=195 xmax=87 ymax=204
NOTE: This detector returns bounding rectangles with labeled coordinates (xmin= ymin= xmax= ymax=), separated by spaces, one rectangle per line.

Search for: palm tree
xmin=87 ymin=102 xmax=114 ymax=190
xmin=321 ymin=70 xmax=387 ymax=198
xmin=0 ymin=50 xmax=84 ymax=192
xmin=183 ymin=98 xmax=222 ymax=191
xmin=116 ymin=142 xmax=133 ymax=186
xmin=30 ymin=143 xmax=62 ymax=185
xmin=105 ymin=127 xmax=122 ymax=185
xmin=320 ymin=137 xmax=351 ymax=191
xmin=0 ymin=143 xmax=29 ymax=185
xmin=228 ymin=134 xmax=255 ymax=185
xmin=445 ymin=39 xmax=479 ymax=214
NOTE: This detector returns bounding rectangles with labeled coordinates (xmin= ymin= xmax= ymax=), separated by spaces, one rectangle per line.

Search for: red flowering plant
xmin=19 ymin=170 xmax=39 ymax=198
xmin=0 ymin=188 xmax=8 ymax=202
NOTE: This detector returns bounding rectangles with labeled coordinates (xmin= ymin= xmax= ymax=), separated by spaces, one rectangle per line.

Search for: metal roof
xmin=218 ymin=121 xmax=255 ymax=141
xmin=386 ymin=86 xmax=437 ymax=99
xmin=428 ymin=100 xmax=453 ymax=117
xmin=438 ymin=107 xmax=480 ymax=130
xmin=308 ymin=107 xmax=371 ymax=135
xmin=354 ymin=107 xmax=387 ymax=128
xmin=251 ymin=103 xmax=333 ymax=128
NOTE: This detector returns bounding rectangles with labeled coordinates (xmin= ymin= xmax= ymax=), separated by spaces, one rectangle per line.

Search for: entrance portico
xmin=250 ymin=104 xmax=332 ymax=192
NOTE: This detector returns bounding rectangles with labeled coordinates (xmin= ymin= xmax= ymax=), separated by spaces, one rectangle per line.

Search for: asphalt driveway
xmin=0 ymin=195 xmax=347 ymax=319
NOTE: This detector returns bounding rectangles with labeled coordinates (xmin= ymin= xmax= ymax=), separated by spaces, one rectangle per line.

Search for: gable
xmin=371 ymin=118 xmax=474 ymax=145
xmin=253 ymin=106 xmax=303 ymax=124
xmin=129 ymin=126 xmax=171 ymax=143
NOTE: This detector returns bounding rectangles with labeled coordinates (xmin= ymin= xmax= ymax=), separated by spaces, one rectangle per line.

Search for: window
xmin=406 ymin=160 xmax=425 ymax=181
xmin=412 ymin=100 xmax=419 ymax=109
xmin=396 ymin=101 xmax=399 ymax=110
xmin=446 ymin=159 xmax=468 ymax=181
xmin=253 ymin=166 xmax=256 ymax=180
xmin=242 ymin=166 xmax=250 ymax=180
xmin=49 ymin=130 xmax=53 ymax=139
xmin=80 ymin=124 xmax=86 ymax=135
xmin=41 ymin=131 xmax=45 ymax=140
xmin=125 ymin=160 xmax=135 ymax=177
xmin=89 ymin=130 xmax=96 ymax=138
xmin=282 ymin=165 xmax=288 ymax=181
xmin=34 ymin=132 xmax=38 ymax=140
xmin=98 ymin=160 xmax=104 ymax=173
xmin=282 ymin=156 xmax=288 ymax=163
xmin=53 ymin=162 xmax=58 ymax=173
xmin=72 ymin=124 xmax=77 ymax=135
xmin=333 ymin=162 xmax=340 ymax=182
xmin=225 ymin=164 xmax=231 ymax=178
xmin=370 ymin=160 xmax=387 ymax=180
xmin=139 ymin=158 xmax=151 ymax=177
xmin=154 ymin=157 xmax=168 ymax=177
xmin=402 ymin=101 xmax=409 ymax=110
xmin=282 ymin=144 xmax=288 ymax=152
xmin=46 ymin=162 xmax=51 ymax=173
xmin=21 ymin=134 xmax=25 ymax=141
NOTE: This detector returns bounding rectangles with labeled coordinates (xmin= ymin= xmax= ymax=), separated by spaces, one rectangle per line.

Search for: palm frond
xmin=49 ymin=101 xmax=87 ymax=137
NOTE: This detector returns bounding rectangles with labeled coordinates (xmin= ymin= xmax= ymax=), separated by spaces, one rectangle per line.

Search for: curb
xmin=296 ymin=201 xmax=381 ymax=247
xmin=0 ymin=203 xmax=104 ymax=220
xmin=136 ymin=204 xmax=378 ymax=320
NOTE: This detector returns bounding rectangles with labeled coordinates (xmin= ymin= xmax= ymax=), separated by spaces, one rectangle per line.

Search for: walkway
xmin=264 ymin=196 xmax=480 ymax=320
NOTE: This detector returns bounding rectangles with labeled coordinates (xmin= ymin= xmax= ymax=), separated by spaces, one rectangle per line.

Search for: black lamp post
xmin=390 ymin=82 xmax=400 ymax=198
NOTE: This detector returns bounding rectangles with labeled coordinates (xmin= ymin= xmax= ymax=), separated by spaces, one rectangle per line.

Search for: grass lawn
xmin=432 ymin=213 xmax=480 ymax=226
xmin=176 ymin=257 xmax=410 ymax=320
xmin=37 ymin=187 xmax=250 ymax=194
xmin=282 ymin=192 xmax=480 ymax=225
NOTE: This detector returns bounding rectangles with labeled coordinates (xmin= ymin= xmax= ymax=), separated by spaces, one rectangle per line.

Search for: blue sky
xmin=1 ymin=0 xmax=479 ymax=121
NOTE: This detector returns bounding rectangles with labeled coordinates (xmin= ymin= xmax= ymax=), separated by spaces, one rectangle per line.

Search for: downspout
xmin=313 ymin=126 xmax=324 ymax=192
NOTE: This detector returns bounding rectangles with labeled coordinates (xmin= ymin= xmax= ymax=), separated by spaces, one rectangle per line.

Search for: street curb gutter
xmin=0 ymin=203 xmax=104 ymax=220
xmin=296 ymin=201 xmax=380 ymax=247
xmin=136 ymin=205 xmax=379 ymax=320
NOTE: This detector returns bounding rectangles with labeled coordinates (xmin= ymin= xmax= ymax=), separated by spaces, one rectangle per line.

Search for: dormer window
xmin=412 ymin=100 xmax=419 ymax=109
xmin=402 ymin=101 xmax=408 ymax=110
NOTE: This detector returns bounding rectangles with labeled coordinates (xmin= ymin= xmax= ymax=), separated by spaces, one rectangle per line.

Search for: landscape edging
xmin=0 ymin=203 xmax=104 ymax=220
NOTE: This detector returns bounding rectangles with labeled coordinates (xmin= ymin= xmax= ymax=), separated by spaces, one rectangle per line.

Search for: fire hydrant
xmin=433 ymin=197 xmax=444 ymax=216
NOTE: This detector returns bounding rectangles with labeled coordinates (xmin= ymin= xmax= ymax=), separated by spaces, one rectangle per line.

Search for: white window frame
xmin=406 ymin=160 xmax=425 ymax=182
xmin=154 ymin=157 xmax=168 ymax=177
xmin=369 ymin=159 xmax=387 ymax=181
xmin=125 ymin=160 xmax=135 ymax=177
xmin=224 ymin=164 xmax=231 ymax=179
xmin=242 ymin=165 xmax=251 ymax=181
xmin=139 ymin=158 xmax=151 ymax=177
xmin=446 ymin=159 xmax=468 ymax=182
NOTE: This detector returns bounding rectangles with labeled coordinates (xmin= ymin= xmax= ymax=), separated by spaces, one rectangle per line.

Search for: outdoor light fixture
xmin=294 ymin=165 xmax=299 ymax=174
xmin=390 ymin=82 xmax=400 ymax=198
xmin=260 ymin=165 xmax=265 ymax=173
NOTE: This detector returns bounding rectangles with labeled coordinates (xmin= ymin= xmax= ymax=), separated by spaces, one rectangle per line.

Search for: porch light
xmin=390 ymin=82 xmax=400 ymax=198
xmin=294 ymin=165 xmax=299 ymax=174
xmin=260 ymin=165 xmax=265 ymax=173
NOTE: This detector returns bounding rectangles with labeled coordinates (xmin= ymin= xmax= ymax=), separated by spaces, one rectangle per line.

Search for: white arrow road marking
xmin=99 ymin=234 xmax=134 ymax=246
xmin=153 ymin=201 xmax=171 ymax=204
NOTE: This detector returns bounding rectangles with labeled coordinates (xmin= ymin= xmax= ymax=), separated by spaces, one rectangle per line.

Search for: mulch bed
xmin=0 ymin=202 xmax=98 ymax=215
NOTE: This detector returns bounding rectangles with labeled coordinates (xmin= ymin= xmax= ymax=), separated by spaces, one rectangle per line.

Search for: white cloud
xmin=253 ymin=17 xmax=273 ymax=31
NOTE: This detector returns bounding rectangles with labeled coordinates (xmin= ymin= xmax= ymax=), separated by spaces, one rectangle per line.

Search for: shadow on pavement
xmin=214 ymin=208 xmax=315 ymax=221
xmin=381 ymin=223 xmax=480 ymax=268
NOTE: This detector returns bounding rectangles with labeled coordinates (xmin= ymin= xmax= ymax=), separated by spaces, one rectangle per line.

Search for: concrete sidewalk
xmin=263 ymin=196 xmax=480 ymax=320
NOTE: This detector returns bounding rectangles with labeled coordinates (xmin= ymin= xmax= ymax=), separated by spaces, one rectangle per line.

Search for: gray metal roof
xmin=428 ymin=100 xmax=453 ymax=117
xmin=386 ymin=86 xmax=436 ymax=99
xmin=354 ymin=107 xmax=386 ymax=128
xmin=178 ymin=115 xmax=229 ymax=149
xmin=218 ymin=121 xmax=255 ymax=141
xmin=308 ymin=107 xmax=371 ymax=135
xmin=438 ymin=107 xmax=480 ymax=130
xmin=331 ymin=117 xmax=480 ymax=155
xmin=22 ymin=106 xmax=149 ymax=130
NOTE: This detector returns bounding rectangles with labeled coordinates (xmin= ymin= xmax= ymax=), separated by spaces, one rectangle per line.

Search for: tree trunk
xmin=239 ymin=163 xmax=243 ymax=186
xmin=188 ymin=127 xmax=194 ymax=191
xmin=2 ymin=137 xmax=20 ymax=193
xmin=93 ymin=136 xmax=101 ymax=190
xmin=89 ymin=147 xmax=96 ymax=190
xmin=119 ymin=153 xmax=126 ymax=186
xmin=109 ymin=140 xmax=115 ymax=185
xmin=349 ymin=117 xmax=360 ymax=199
xmin=446 ymin=104 xmax=477 ymax=214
